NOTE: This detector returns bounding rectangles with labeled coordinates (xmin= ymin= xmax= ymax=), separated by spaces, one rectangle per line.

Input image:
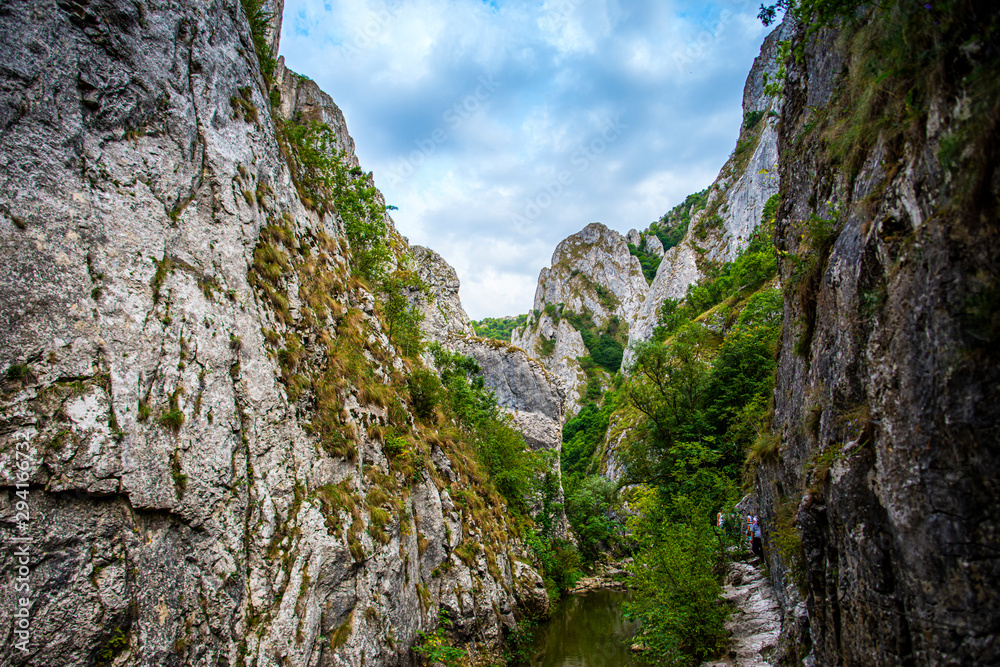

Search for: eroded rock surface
xmin=0 ymin=2 xmax=545 ymax=665
xmin=755 ymin=13 xmax=1000 ymax=666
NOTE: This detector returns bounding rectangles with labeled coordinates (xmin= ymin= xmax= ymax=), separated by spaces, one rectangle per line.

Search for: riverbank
xmin=568 ymin=559 xmax=632 ymax=594
xmin=702 ymin=557 xmax=781 ymax=667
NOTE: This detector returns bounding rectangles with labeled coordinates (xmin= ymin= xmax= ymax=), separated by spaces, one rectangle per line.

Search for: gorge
xmin=1 ymin=1 xmax=998 ymax=666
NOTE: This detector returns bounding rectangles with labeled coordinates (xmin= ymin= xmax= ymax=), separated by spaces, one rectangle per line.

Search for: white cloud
xmin=280 ymin=0 xmax=772 ymax=319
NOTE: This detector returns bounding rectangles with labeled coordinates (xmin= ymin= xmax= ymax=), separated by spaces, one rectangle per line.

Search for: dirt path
xmin=702 ymin=558 xmax=782 ymax=667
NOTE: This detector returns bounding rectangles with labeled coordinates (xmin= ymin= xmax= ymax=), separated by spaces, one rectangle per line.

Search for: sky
xmin=279 ymin=0 xmax=774 ymax=320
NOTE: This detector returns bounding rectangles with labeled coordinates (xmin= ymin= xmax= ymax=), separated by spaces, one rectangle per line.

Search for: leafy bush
xmin=413 ymin=610 xmax=465 ymax=667
xmin=561 ymin=399 xmax=614 ymax=493
xmin=525 ymin=531 xmax=582 ymax=598
xmin=279 ymin=118 xmax=390 ymax=283
xmin=565 ymin=475 xmax=625 ymax=562
xmin=743 ymin=109 xmax=765 ymax=130
xmin=626 ymin=492 xmax=729 ymax=665
xmin=239 ymin=0 xmax=276 ymax=79
xmin=408 ymin=369 xmax=440 ymax=422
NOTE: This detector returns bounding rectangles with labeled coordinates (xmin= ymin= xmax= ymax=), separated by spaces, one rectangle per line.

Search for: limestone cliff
xmin=754 ymin=7 xmax=1000 ymax=664
xmin=511 ymin=24 xmax=791 ymax=407
xmin=626 ymin=20 xmax=792 ymax=355
xmin=411 ymin=248 xmax=571 ymax=539
xmin=511 ymin=223 xmax=645 ymax=412
xmin=0 ymin=2 xmax=546 ymax=666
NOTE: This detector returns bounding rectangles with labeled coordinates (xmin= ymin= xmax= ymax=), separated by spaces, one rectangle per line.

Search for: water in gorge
xmin=528 ymin=589 xmax=640 ymax=666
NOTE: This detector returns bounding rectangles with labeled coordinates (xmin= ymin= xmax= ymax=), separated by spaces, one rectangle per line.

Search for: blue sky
xmin=280 ymin=0 xmax=773 ymax=320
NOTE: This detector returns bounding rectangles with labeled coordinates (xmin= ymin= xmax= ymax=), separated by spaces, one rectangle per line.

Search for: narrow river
xmin=528 ymin=589 xmax=640 ymax=666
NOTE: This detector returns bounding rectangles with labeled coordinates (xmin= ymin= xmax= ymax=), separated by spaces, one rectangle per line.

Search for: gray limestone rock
xmin=511 ymin=222 xmax=646 ymax=410
xmin=754 ymin=16 xmax=1000 ymax=666
xmin=409 ymin=245 xmax=475 ymax=339
xmin=0 ymin=2 xmax=544 ymax=665
xmin=642 ymin=234 xmax=664 ymax=257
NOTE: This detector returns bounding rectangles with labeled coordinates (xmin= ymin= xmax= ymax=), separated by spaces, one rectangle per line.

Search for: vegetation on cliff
xmin=556 ymin=195 xmax=781 ymax=663
xmin=628 ymin=189 xmax=710 ymax=282
xmin=471 ymin=314 xmax=528 ymax=342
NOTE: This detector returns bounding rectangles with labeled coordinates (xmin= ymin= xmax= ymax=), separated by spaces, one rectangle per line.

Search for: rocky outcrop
xmin=530 ymin=223 xmax=648 ymax=327
xmin=511 ymin=223 xmax=645 ymax=412
xmin=625 ymin=21 xmax=791 ymax=358
xmin=410 ymin=249 xmax=572 ymax=539
xmin=755 ymin=9 xmax=1000 ymax=665
xmin=512 ymin=25 xmax=791 ymax=395
xmin=409 ymin=245 xmax=475 ymax=340
xmin=0 ymin=2 xmax=544 ymax=665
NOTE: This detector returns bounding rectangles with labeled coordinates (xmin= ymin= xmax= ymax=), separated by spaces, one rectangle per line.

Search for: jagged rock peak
xmin=534 ymin=222 xmax=647 ymax=325
xmin=511 ymin=222 xmax=645 ymax=413
xmin=624 ymin=21 xmax=792 ymax=358
xmin=275 ymin=56 xmax=359 ymax=167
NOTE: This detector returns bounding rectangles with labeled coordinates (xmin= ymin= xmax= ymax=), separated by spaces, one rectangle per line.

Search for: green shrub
xmin=413 ymin=610 xmax=465 ymax=667
xmin=565 ymin=475 xmax=624 ymax=562
xmin=535 ymin=336 xmax=556 ymax=358
xmin=407 ymin=369 xmax=440 ymax=422
xmin=239 ymin=0 xmax=276 ymax=79
xmin=472 ymin=314 xmax=527 ymax=341
xmin=743 ymin=109 xmax=765 ymax=130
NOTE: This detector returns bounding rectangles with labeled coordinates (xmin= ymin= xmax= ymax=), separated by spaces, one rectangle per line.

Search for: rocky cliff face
xmin=512 ymin=25 xmax=791 ymax=404
xmin=511 ymin=222 xmax=645 ymax=412
xmin=0 ymin=2 xmax=547 ymax=665
xmin=625 ymin=21 xmax=792 ymax=355
xmin=411 ymin=248 xmax=571 ymax=539
xmin=754 ymin=8 xmax=1000 ymax=665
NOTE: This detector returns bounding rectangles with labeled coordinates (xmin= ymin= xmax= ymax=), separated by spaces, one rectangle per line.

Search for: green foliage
xmin=428 ymin=344 xmax=545 ymax=513
xmin=628 ymin=242 xmax=663 ymax=283
xmin=565 ymin=475 xmax=625 ymax=562
xmin=471 ymin=314 xmax=527 ymax=341
xmin=704 ymin=289 xmax=783 ymax=478
xmin=239 ymin=0 xmax=276 ymax=79
xmin=5 ymin=363 xmax=29 ymax=382
xmin=159 ymin=409 xmax=185 ymax=431
xmin=762 ymin=40 xmax=791 ymax=97
xmin=380 ymin=269 xmax=427 ymax=357
xmin=407 ymin=369 xmax=440 ymax=422
xmin=617 ymin=197 xmax=787 ymax=662
xmin=653 ymin=210 xmax=778 ymax=341
xmin=414 ymin=610 xmax=467 ymax=667
xmin=535 ymin=336 xmax=556 ymax=358
xmin=561 ymin=400 xmax=613 ymax=489
xmin=279 ymin=118 xmax=390 ymax=283
xmin=501 ymin=617 xmax=539 ymax=664
xmin=758 ymin=0 xmax=870 ymax=30
xmin=629 ymin=191 xmax=712 ymax=283
xmin=525 ymin=530 xmax=582 ymax=599
xmin=655 ymin=189 xmax=710 ymax=250
xmin=95 ymin=627 xmax=129 ymax=667
xmin=626 ymin=491 xmax=729 ymax=665
xmin=743 ymin=110 xmax=765 ymax=130
xmin=562 ymin=310 xmax=625 ymax=374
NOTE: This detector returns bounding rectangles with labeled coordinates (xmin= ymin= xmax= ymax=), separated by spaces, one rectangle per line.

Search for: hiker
xmin=751 ymin=516 xmax=763 ymax=560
